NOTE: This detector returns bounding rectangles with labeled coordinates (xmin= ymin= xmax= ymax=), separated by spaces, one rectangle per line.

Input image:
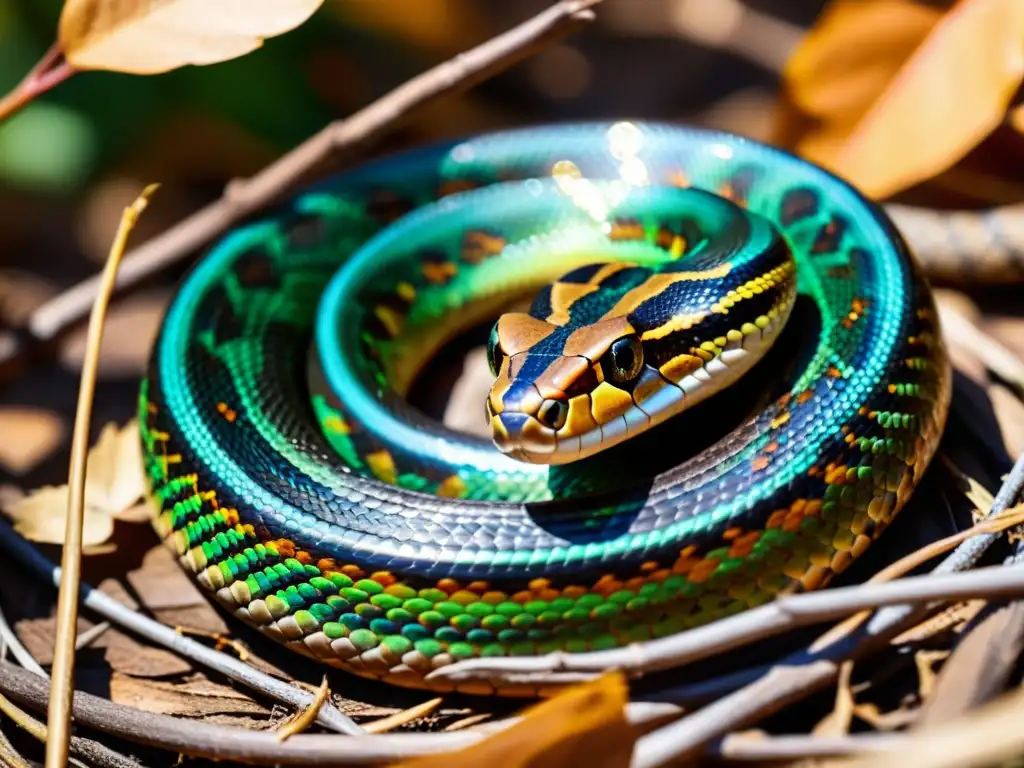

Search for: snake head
xmin=486 ymin=310 xmax=662 ymax=465
xmin=486 ymin=249 xmax=796 ymax=465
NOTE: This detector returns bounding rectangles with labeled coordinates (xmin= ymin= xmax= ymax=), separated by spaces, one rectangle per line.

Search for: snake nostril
xmin=537 ymin=399 xmax=568 ymax=431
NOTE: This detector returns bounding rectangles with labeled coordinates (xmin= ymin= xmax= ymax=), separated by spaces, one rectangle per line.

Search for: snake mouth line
xmin=491 ymin=305 xmax=791 ymax=465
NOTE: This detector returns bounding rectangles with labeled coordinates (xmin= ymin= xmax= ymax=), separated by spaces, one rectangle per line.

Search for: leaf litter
xmin=3 ymin=420 xmax=146 ymax=552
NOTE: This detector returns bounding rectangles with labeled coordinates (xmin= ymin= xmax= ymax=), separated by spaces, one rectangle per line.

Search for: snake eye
xmin=486 ymin=321 xmax=504 ymax=377
xmin=537 ymin=399 xmax=568 ymax=431
xmin=602 ymin=336 xmax=644 ymax=385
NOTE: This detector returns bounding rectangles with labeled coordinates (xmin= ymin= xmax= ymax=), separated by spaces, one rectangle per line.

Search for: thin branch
xmin=0 ymin=662 xmax=678 ymax=766
xmin=847 ymin=681 xmax=1024 ymax=768
xmin=1 ymin=662 xmax=481 ymax=766
xmin=938 ymin=301 xmax=1024 ymax=390
xmin=0 ymin=43 xmax=76 ymax=125
xmin=363 ymin=698 xmax=444 ymax=734
xmin=0 ymin=586 xmax=139 ymax=767
xmin=885 ymin=202 xmax=1024 ymax=284
xmin=0 ymin=603 xmax=45 ymax=677
xmin=0 ymin=515 xmax=361 ymax=735
xmin=0 ymin=689 xmax=140 ymax=768
xmin=713 ymin=731 xmax=904 ymax=761
xmin=276 ymin=676 xmax=330 ymax=742
xmin=627 ymin=447 xmax=1024 ymax=768
xmin=0 ymin=733 xmax=32 ymax=768
xmin=46 ymin=185 xmax=158 ymax=768
xmin=25 ymin=0 xmax=602 ymax=344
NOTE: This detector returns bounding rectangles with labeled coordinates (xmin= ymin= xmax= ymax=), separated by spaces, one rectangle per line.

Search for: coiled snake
xmin=140 ymin=122 xmax=951 ymax=695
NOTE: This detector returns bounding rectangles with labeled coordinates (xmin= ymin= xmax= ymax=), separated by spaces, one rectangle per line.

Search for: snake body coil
xmin=140 ymin=123 xmax=951 ymax=694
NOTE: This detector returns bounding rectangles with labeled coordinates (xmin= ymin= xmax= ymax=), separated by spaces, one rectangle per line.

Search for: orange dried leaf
xmin=392 ymin=673 xmax=636 ymax=768
xmin=58 ymin=0 xmax=324 ymax=75
xmin=780 ymin=0 xmax=942 ymax=129
xmin=775 ymin=0 xmax=1024 ymax=198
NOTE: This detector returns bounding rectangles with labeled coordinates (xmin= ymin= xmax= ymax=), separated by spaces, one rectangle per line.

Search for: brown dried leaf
xmin=110 ymin=672 xmax=272 ymax=718
xmin=15 ymin=615 xmax=100 ymax=665
xmin=126 ymin=545 xmax=207 ymax=612
xmin=58 ymin=0 xmax=324 ymax=74
xmin=391 ymin=673 xmax=635 ymax=768
xmin=775 ymin=0 xmax=1024 ymax=198
xmin=0 ymin=407 xmax=65 ymax=475
xmin=775 ymin=0 xmax=942 ymax=143
xmin=152 ymin=605 xmax=230 ymax=638
xmin=103 ymin=631 xmax=193 ymax=678
xmin=5 ymin=420 xmax=145 ymax=549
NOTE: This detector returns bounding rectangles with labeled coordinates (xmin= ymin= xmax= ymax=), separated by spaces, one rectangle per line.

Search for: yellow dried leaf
xmin=58 ymin=0 xmax=324 ymax=75
xmin=5 ymin=419 xmax=146 ymax=550
xmin=85 ymin=419 xmax=145 ymax=512
xmin=392 ymin=673 xmax=636 ymax=768
xmin=778 ymin=0 xmax=942 ymax=132
xmin=6 ymin=485 xmax=115 ymax=550
xmin=774 ymin=0 xmax=1024 ymax=198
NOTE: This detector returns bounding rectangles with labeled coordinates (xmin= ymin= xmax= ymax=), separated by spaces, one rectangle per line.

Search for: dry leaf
xmin=391 ymin=673 xmax=635 ymax=768
xmin=0 ymin=407 xmax=65 ymax=475
xmin=126 ymin=545 xmax=208 ymax=612
xmin=110 ymin=672 xmax=273 ymax=718
xmin=58 ymin=0 xmax=324 ymax=75
xmin=774 ymin=0 xmax=1024 ymax=198
xmin=5 ymin=420 xmax=146 ymax=550
xmin=104 ymin=631 xmax=194 ymax=678
xmin=775 ymin=0 xmax=942 ymax=142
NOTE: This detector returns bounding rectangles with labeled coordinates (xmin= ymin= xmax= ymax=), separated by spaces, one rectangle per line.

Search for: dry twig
xmin=46 ymin=185 xmax=158 ymax=768
xmin=0 ymin=515 xmax=361 ymax=734
xmin=22 ymin=0 xmax=602 ymax=347
xmin=277 ymin=676 xmax=331 ymax=742
xmin=363 ymin=699 xmax=444 ymax=735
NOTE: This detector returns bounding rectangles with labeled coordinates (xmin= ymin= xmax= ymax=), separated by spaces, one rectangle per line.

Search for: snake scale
xmin=140 ymin=122 xmax=951 ymax=695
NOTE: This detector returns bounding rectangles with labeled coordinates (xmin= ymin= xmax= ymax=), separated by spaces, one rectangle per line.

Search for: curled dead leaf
xmin=58 ymin=0 xmax=325 ymax=75
xmin=774 ymin=0 xmax=1024 ymax=198
xmin=391 ymin=673 xmax=635 ymax=768
xmin=4 ymin=420 xmax=146 ymax=550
